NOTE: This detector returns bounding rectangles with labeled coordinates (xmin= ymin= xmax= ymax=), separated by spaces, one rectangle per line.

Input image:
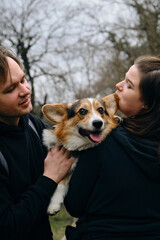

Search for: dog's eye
xmin=79 ymin=108 xmax=88 ymax=115
xmin=97 ymin=107 xmax=104 ymax=114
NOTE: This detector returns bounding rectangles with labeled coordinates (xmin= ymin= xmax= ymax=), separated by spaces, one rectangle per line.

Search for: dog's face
xmin=42 ymin=93 xmax=119 ymax=151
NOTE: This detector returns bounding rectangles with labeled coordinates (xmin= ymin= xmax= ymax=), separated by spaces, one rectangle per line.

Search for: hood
xmin=112 ymin=126 xmax=160 ymax=180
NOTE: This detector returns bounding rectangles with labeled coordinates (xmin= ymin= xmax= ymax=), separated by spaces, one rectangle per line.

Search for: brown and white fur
xmin=42 ymin=93 xmax=119 ymax=215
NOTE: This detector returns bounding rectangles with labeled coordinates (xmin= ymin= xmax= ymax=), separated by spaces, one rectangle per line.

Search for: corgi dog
xmin=42 ymin=93 xmax=119 ymax=215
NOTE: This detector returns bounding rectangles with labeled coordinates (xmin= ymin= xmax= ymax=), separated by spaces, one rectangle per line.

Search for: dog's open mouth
xmin=79 ymin=128 xmax=102 ymax=143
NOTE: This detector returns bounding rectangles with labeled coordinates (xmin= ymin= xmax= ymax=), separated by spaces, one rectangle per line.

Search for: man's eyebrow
xmin=3 ymin=73 xmax=25 ymax=92
xmin=3 ymin=82 xmax=18 ymax=92
xmin=3 ymin=82 xmax=17 ymax=92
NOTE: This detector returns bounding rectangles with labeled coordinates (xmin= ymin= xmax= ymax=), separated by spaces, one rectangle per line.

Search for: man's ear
xmin=42 ymin=103 xmax=69 ymax=124
xmin=101 ymin=93 xmax=119 ymax=117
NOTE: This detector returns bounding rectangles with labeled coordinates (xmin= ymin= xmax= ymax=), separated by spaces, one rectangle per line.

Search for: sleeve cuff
xmin=35 ymin=175 xmax=57 ymax=198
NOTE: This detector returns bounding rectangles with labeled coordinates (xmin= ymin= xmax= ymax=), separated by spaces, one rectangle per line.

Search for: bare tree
xmin=0 ymin=0 xmax=73 ymax=110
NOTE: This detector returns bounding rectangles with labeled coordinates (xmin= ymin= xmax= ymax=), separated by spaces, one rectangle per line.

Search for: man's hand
xmin=43 ymin=146 xmax=76 ymax=183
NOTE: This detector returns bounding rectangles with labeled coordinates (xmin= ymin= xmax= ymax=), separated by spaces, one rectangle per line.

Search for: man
xmin=0 ymin=46 xmax=75 ymax=240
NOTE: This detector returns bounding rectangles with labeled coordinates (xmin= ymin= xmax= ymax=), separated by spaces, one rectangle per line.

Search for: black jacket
xmin=64 ymin=126 xmax=160 ymax=240
xmin=0 ymin=114 xmax=57 ymax=240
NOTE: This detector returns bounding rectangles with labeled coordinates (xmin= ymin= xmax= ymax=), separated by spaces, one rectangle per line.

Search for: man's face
xmin=0 ymin=57 xmax=32 ymax=125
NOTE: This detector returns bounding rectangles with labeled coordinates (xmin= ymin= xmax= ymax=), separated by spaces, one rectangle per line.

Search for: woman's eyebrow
xmin=125 ymin=73 xmax=135 ymax=87
xmin=127 ymin=79 xmax=135 ymax=87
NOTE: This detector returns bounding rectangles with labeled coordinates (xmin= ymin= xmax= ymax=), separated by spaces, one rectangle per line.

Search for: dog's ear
xmin=100 ymin=93 xmax=119 ymax=117
xmin=42 ymin=103 xmax=69 ymax=124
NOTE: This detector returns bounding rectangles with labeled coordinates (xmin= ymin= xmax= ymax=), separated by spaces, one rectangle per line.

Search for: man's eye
xmin=97 ymin=107 xmax=104 ymax=114
xmin=21 ymin=78 xmax=26 ymax=83
xmin=79 ymin=108 xmax=88 ymax=115
xmin=6 ymin=87 xmax=15 ymax=93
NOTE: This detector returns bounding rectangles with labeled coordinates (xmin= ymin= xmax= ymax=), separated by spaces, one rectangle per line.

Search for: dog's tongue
xmin=89 ymin=133 xmax=101 ymax=142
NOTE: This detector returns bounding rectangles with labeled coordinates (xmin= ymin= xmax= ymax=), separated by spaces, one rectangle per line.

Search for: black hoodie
xmin=0 ymin=114 xmax=57 ymax=240
xmin=65 ymin=126 xmax=160 ymax=240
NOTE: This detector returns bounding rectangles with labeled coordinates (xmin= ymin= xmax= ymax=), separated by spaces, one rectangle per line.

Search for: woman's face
xmin=116 ymin=65 xmax=145 ymax=117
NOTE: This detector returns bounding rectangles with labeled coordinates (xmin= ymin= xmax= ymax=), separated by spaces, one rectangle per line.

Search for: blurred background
xmin=1 ymin=0 xmax=159 ymax=238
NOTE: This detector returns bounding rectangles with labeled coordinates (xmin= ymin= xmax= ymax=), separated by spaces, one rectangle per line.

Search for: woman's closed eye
xmin=125 ymin=80 xmax=132 ymax=89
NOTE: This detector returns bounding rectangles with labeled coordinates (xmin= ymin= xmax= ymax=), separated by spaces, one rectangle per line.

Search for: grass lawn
xmin=49 ymin=206 xmax=74 ymax=240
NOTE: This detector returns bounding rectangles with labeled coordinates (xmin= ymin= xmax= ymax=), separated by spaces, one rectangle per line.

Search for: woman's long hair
xmin=122 ymin=56 xmax=160 ymax=155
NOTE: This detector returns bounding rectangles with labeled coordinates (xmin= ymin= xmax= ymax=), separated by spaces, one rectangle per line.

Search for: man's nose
xmin=19 ymin=83 xmax=30 ymax=96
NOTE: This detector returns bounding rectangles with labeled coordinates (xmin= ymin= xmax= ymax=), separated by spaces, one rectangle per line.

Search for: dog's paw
xmin=47 ymin=204 xmax=61 ymax=215
xmin=47 ymin=183 xmax=68 ymax=215
xmin=47 ymin=209 xmax=60 ymax=216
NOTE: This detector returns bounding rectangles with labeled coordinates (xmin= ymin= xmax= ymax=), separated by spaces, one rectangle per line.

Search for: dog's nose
xmin=93 ymin=120 xmax=103 ymax=129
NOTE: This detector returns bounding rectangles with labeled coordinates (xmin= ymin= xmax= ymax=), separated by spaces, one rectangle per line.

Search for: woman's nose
xmin=116 ymin=80 xmax=124 ymax=91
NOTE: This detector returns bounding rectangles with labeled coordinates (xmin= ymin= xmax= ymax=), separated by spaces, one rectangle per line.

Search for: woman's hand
xmin=43 ymin=146 xmax=76 ymax=183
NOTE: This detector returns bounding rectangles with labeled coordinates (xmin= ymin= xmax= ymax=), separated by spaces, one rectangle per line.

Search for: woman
xmin=64 ymin=56 xmax=160 ymax=240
